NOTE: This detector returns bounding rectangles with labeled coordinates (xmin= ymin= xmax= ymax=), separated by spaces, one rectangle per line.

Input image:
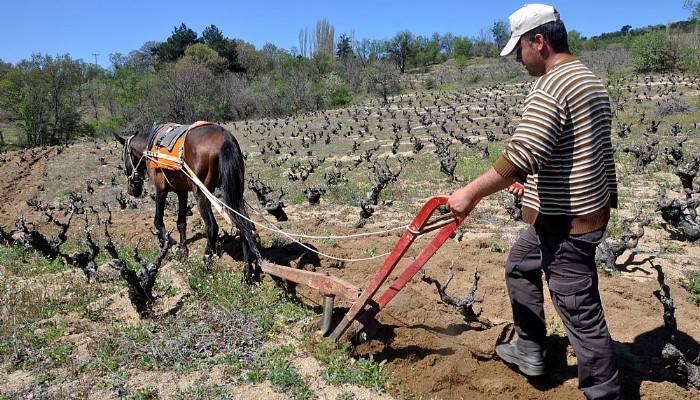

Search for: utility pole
xmin=91 ymin=53 xmax=100 ymax=120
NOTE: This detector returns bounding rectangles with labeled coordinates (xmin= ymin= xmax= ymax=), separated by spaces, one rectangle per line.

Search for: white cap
xmin=500 ymin=4 xmax=560 ymax=57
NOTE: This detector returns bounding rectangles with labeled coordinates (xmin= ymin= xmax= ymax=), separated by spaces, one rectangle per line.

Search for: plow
xmin=260 ymin=195 xmax=464 ymax=341
xmin=152 ymin=138 xmax=524 ymax=341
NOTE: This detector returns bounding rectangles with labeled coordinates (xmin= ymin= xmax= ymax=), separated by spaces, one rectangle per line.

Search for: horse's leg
xmin=154 ymin=185 xmax=168 ymax=245
xmin=240 ymin=234 xmax=254 ymax=284
xmin=195 ymin=191 xmax=218 ymax=260
xmin=174 ymin=191 xmax=189 ymax=258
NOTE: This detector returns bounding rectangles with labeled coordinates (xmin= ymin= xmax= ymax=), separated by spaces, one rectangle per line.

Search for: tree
xmin=362 ymin=60 xmax=401 ymax=104
xmin=568 ymin=30 xmax=585 ymax=55
xmin=440 ymin=32 xmax=455 ymax=56
xmin=236 ymin=39 xmax=271 ymax=76
xmin=491 ymin=20 xmax=510 ymax=51
xmin=621 ymin=25 xmax=632 ymax=35
xmin=474 ymin=27 xmax=497 ymax=57
xmin=354 ymin=38 xmax=385 ymax=67
xmin=298 ymin=27 xmax=312 ymax=57
xmin=336 ymin=33 xmax=353 ymax=60
xmin=314 ymin=18 xmax=335 ymax=57
xmin=630 ymin=30 xmax=671 ymax=72
xmin=152 ymin=23 xmax=199 ymax=64
xmin=0 ymin=54 xmax=85 ymax=145
xmin=148 ymin=59 xmax=232 ymax=123
xmin=183 ymin=43 xmax=228 ymax=73
xmin=388 ymin=31 xmax=416 ymax=73
xmin=414 ymin=35 xmax=440 ymax=67
xmin=0 ymin=59 xmax=11 ymax=80
xmin=452 ymin=36 xmax=474 ymax=58
xmin=202 ymin=24 xmax=244 ymax=72
xmin=684 ymin=1 xmax=699 ymax=19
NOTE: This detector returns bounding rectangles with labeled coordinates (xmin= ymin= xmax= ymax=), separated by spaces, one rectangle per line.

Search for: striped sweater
xmin=493 ymin=59 xmax=618 ymax=234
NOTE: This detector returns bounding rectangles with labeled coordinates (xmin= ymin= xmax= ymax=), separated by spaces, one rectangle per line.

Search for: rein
xmin=125 ymin=134 xmax=146 ymax=184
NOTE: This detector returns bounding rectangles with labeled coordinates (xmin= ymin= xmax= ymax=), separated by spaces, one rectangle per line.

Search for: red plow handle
xmin=328 ymin=196 xmax=464 ymax=341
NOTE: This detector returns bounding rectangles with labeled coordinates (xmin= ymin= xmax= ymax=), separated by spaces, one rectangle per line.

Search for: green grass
xmin=185 ymin=259 xmax=312 ymax=333
xmin=48 ymin=344 xmax=75 ymax=367
xmin=172 ymin=385 xmax=231 ymax=400
xmin=306 ymin=338 xmax=389 ymax=392
xmin=661 ymin=243 xmax=686 ymax=254
xmin=0 ymin=246 xmax=66 ymax=276
xmin=681 ymin=271 xmax=700 ymax=305
xmin=606 ymin=210 xmax=623 ymax=240
xmin=95 ymin=338 xmax=121 ymax=372
xmin=130 ymin=387 xmax=159 ymax=400
xmin=248 ymin=344 xmax=315 ymax=400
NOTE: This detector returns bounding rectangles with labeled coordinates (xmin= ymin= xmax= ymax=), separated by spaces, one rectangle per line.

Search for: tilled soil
xmin=1 ymin=132 xmax=699 ymax=399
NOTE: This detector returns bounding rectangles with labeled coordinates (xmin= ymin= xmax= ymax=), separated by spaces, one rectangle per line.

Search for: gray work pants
xmin=505 ymin=225 xmax=621 ymax=400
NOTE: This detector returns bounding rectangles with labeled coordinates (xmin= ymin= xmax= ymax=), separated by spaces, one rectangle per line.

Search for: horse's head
xmin=114 ymin=133 xmax=146 ymax=198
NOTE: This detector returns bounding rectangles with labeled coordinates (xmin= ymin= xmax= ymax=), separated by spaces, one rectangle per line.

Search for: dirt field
xmin=1 ymin=68 xmax=699 ymax=399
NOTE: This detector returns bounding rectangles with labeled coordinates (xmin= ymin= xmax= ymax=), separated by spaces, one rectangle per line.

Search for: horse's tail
xmin=219 ymin=134 xmax=262 ymax=261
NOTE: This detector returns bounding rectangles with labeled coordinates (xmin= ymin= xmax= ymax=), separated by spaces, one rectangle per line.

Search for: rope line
xmin=178 ymin=165 xmax=393 ymax=262
xmin=143 ymin=153 xmax=401 ymax=262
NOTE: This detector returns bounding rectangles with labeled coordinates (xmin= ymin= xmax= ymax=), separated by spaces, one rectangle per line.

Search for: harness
xmin=124 ymin=134 xmax=146 ymax=184
xmin=145 ymin=121 xmax=214 ymax=171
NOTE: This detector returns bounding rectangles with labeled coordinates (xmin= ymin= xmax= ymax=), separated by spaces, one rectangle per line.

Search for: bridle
xmin=124 ymin=134 xmax=146 ymax=185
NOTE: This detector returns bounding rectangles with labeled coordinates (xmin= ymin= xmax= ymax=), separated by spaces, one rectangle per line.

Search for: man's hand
xmin=447 ymin=186 xmax=481 ymax=218
xmin=505 ymin=182 xmax=524 ymax=198
xmin=446 ymin=167 xmax=519 ymax=218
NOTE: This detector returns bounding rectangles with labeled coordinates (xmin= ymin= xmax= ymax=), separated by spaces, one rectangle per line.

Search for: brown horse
xmin=114 ymin=123 xmax=261 ymax=282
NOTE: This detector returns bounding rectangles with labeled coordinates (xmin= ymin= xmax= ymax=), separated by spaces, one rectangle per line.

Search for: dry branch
xmin=421 ymin=263 xmax=487 ymax=326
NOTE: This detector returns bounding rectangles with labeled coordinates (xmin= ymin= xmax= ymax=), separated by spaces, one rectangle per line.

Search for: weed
xmin=661 ymin=243 xmax=686 ymax=254
xmin=337 ymin=392 xmax=356 ymax=400
xmin=48 ymin=344 xmax=75 ymax=367
xmin=0 ymin=246 xmax=66 ymax=276
xmin=359 ymin=244 xmax=377 ymax=257
xmin=32 ymin=372 xmax=52 ymax=386
xmin=606 ymin=210 xmax=623 ymax=240
xmin=172 ymin=385 xmax=231 ymax=400
xmin=681 ymin=271 xmax=700 ymax=305
xmin=268 ymin=359 xmax=312 ymax=396
xmin=307 ymin=338 xmax=389 ymax=392
xmin=489 ymin=242 xmax=504 ymax=253
xmin=130 ymin=387 xmax=159 ymax=400
xmin=245 ymin=366 xmax=265 ymax=384
xmin=95 ymin=338 xmax=120 ymax=371
xmin=549 ymin=319 xmax=564 ymax=336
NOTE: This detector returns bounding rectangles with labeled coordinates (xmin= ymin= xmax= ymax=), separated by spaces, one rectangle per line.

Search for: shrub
xmin=424 ymin=77 xmax=435 ymax=90
xmin=680 ymin=48 xmax=700 ymax=74
xmin=330 ymin=85 xmax=352 ymax=107
xmin=655 ymin=96 xmax=692 ymax=117
xmin=630 ymin=30 xmax=671 ymax=72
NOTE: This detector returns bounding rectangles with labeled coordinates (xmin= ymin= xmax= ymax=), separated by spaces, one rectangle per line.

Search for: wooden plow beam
xmin=259 ymin=196 xmax=464 ymax=340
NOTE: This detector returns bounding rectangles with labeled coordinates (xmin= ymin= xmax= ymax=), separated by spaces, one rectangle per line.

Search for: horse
xmin=114 ymin=123 xmax=262 ymax=282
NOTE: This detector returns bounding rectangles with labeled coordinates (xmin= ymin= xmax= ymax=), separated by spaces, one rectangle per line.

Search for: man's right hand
xmin=506 ymin=182 xmax=524 ymax=198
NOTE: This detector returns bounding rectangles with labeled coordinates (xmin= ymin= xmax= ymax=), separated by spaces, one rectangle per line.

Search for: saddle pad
xmin=147 ymin=121 xmax=214 ymax=171
xmin=158 ymin=124 xmax=190 ymax=151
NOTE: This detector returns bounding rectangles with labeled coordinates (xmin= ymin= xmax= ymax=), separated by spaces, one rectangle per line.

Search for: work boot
xmin=496 ymin=341 xmax=546 ymax=377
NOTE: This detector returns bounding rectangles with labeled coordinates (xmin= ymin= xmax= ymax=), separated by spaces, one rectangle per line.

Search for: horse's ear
xmin=113 ymin=133 xmax=127 ymax=146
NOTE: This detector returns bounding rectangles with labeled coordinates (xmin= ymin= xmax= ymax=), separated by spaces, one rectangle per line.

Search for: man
xmin=446 ymin=4 xmax=621 ymax=399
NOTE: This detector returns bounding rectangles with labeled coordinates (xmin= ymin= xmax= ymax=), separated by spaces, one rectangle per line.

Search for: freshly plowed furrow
xmin=0 ymin=148 xmax=54 ymax=224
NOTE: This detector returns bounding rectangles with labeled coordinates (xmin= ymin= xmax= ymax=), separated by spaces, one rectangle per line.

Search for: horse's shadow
xmin=218 ymin=232 xmax=322 ymax=294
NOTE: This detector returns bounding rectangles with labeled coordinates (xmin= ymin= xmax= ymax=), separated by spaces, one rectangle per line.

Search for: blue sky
xmin=2 ymin=1 xmax=693 ymax=67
